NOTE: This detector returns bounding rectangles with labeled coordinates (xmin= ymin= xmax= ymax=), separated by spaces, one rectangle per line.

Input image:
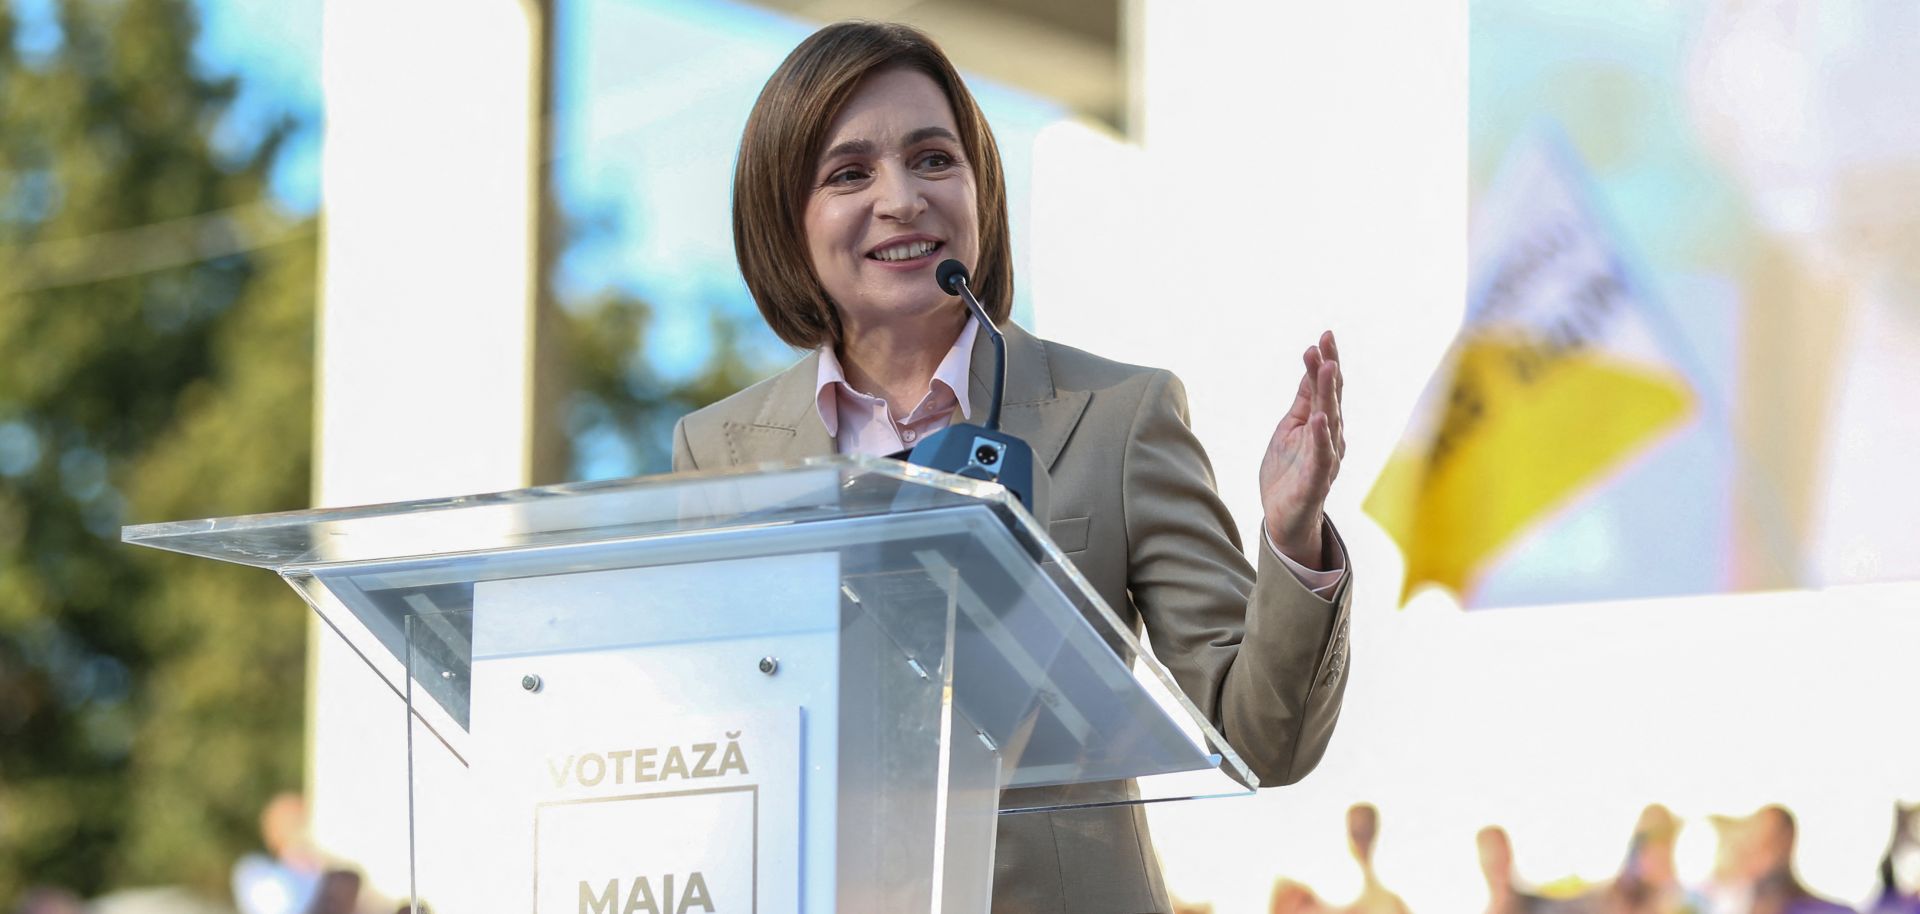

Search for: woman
xmin=672 ymin=21 xmax=1352 ymax=914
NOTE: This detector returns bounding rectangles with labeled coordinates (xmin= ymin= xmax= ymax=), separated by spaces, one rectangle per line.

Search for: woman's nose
xmin=872 ymin=166 xmax=925 ymax=221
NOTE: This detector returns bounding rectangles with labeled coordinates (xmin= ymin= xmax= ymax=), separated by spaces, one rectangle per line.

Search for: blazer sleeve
xmin=1121 ymin=369 xmax=1352 ymax=787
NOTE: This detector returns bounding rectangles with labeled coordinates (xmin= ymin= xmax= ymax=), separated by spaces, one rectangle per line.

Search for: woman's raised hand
xmin=1258 ymin=330 xmax=1345 ymax=569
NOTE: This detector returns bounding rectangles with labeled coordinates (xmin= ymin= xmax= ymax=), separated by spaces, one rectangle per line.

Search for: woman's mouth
xmin=867 ymin=239 xmax=943 ymax=263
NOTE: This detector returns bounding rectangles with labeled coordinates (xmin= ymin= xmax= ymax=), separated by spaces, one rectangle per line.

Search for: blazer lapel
xmin=727 ymin=323 xmax=1089 ymax=469
xmin=721 ymin=351 xmax=835 ymax=465
xmin=968 ymin=321 xmax=1089 ymax=471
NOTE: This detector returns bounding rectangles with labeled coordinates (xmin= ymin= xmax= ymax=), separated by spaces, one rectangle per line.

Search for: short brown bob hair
xmin=733 ymin=21 xmax=1013 ymax=349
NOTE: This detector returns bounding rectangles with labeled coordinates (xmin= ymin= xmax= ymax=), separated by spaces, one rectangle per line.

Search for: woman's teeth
xmin=871 ymin=240 xmax=939 ymax=262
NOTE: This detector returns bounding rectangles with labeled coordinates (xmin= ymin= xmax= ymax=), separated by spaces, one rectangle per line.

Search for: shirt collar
xmin=815 ymin=319 xmax=979 ymax=437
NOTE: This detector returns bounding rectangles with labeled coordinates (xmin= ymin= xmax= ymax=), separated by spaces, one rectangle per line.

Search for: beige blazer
xmin=672 ymin=321 xmax=1352 ymax=914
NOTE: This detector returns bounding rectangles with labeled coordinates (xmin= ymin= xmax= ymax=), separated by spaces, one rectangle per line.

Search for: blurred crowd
xmin=1174 ymin=802 xmax=1920 ymax=914
xmin=15 ymin=794 xmax=1918 ymax=913
xmin=11 ymin=794 xmax=397 ymax=914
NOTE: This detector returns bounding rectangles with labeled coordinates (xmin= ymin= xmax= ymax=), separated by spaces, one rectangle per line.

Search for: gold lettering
xmin=608 ymin=749 xmax=633 ymax=784
xmin=718 ymin=738 xmax=748 ymax=776
xmin=623 ymin=875 xmax=658 ymax=914
xmin=577 ymin=752 xmax=607 ymax=787
xmin=548 ymin=755 xmax=575 ymax=789
xmin=580 ymin=879 xmax=618 ymax=914
xmin=660 ymin=746 xmax=690 ymax=780
xmin=678 ymin=872 xmax=714 ymax=913
xmin=634 ymin=747 xmax=658 ymax=782
xmin=690 ymin=743 xmax=718 ymax=778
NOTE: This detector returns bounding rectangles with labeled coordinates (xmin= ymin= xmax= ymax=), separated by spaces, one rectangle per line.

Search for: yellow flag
xmin=1364 ymin=132 xmax=1694 ymax=605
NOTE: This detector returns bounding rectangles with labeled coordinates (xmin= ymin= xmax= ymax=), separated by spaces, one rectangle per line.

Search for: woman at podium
xmin=671 ymin=21 xmax=1353 ymax=914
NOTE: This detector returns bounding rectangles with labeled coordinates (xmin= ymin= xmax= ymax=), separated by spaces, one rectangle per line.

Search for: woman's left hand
xmin=1258 ymin=330 xmax=1344 ymax=569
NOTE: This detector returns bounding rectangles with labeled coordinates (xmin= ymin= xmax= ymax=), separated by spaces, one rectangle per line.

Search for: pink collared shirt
xmin=816 ymin=323 xmax=1346 ymax=594
xmin=816 ymin=320 xmax=979 ymax=455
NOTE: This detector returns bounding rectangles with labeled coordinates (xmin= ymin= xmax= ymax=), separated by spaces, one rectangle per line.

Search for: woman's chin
xmin=838 ymin=295 xmax=967 ymax=334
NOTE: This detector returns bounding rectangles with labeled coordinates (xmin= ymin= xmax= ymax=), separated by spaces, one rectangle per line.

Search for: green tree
xmin=0 ymin=0 xmax=774 ymax=905
xmin=0 ymin=0 xmax=314 ymax=900
xmin=558 ymin=291 xmax=769 ymax=480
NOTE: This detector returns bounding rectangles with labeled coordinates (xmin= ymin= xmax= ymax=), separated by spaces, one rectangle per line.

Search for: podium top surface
xmin=125 ymin=457 xmax=1260 ymax=804
xmin=124 ymin=456 xmax=1001 ymax=570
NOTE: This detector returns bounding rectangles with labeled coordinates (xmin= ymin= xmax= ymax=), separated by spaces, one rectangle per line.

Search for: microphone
xmin=937 ymin=259 xmax=1005 ymax=431
xmin=904 ymin=260 xmax=1048 ymax=518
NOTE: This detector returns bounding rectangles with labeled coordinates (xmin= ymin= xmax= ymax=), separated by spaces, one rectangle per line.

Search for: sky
xmin=6 ymin=0 xmax=325 ymax=206
xmin=189 ymin=0 xmax=326 ymax=213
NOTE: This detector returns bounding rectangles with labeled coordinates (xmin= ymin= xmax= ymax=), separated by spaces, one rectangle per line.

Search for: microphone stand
xmin=900 ymin=260 xmax=1048 ymax=519
xmin=950 ymin=269 xmax=1006 ymax=432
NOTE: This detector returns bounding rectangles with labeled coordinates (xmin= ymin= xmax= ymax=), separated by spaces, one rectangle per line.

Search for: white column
xmin=1034 ymin=1 xmax=1468 ymax=552
xmin=310 ymin=0 xmax=548 ymax=901
xmin=1030 ymin=1 xmax=1467 ymax=909
xmin=1118 ymin=6 xmax=1470 ymax=902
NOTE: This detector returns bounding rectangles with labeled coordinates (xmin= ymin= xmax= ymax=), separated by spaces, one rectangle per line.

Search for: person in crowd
xmin=1869 ymin=803 xmax=1920 ymax=914
xmin=1741 ymin=806 xmax=1856 ymax=914
xmin=233 ymin=793 xmax=324 ymax=914
xmin=1343 ymin=803 xmax=1412 ymax=914
xmin=231 ymin=792 xmax=363 ymax=914
xmin=1272 ymin=879 xmax=1330 ymax=914
xmin=673 ymin=20 xmax=1353 ymax=914
xmin=1700 ymin=805 xmax=1855 ymax=914
xmin=1591 ymin=804 xmax=1690 ymax=914
xmin=10 ymin=887 xmax=84 ymax=914
xmin=1699 ymin=812 xmax=1755 ymax=914
xmin=1480 ymin=826 xmax=1559 ymax=914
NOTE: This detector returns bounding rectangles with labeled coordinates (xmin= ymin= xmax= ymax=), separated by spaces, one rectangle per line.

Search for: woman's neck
xmin=835 ymin=308 xmax=969 ymax=418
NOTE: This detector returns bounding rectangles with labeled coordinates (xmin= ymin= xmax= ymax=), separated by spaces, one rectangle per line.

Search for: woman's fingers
xmin=1321 ymin=359 xmax=1344 ymax=463
xmin=1331 ymin=346 xmax=1343 ymax=401
xmin=1316 ymin=331 xmax=1345 ymax=460
xmin=1287 ymin=346 xmax=1318 ymax=425
xmin=1313 ymin=359 xmax=1344 ymax=470
xmin=1307 ymin=411 xmax=1337 ymax=491
xmin=1267 ymin=332 xmax=1344 ymax=521
xmin=1318 ymin=331 xmax=1343 ymax=400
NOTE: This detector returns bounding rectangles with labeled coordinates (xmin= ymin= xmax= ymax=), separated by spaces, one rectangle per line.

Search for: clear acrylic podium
xmin=125 ymin=457 xmax=1254 ymax=913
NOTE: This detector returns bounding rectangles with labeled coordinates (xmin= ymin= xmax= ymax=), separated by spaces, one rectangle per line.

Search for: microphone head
xmin=935 ymin=259 xmax=969 ymax=296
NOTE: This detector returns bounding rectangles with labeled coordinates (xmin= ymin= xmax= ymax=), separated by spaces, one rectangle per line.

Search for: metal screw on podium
xmin=758 ymin=656 xmax=779 ymax=676
xmin=521 ymin=674 xmax=542 ymax=693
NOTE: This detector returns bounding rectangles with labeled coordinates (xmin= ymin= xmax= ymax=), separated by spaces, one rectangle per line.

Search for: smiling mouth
xmin=868 ymin=239 xmax=943 ymax=263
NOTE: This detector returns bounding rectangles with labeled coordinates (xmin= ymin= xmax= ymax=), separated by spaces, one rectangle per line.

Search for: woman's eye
xmin=917 ymin=152 xmax=954 ymax=169
xmin=825 ymin=167 xmax=867 ymax=185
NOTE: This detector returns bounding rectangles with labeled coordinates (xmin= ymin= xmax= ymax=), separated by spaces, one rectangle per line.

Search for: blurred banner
xmin=1372 ymin=0 xmax=1920 ymax=608
xmin=1366 ymin=131 xmax=1695 ymax=606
